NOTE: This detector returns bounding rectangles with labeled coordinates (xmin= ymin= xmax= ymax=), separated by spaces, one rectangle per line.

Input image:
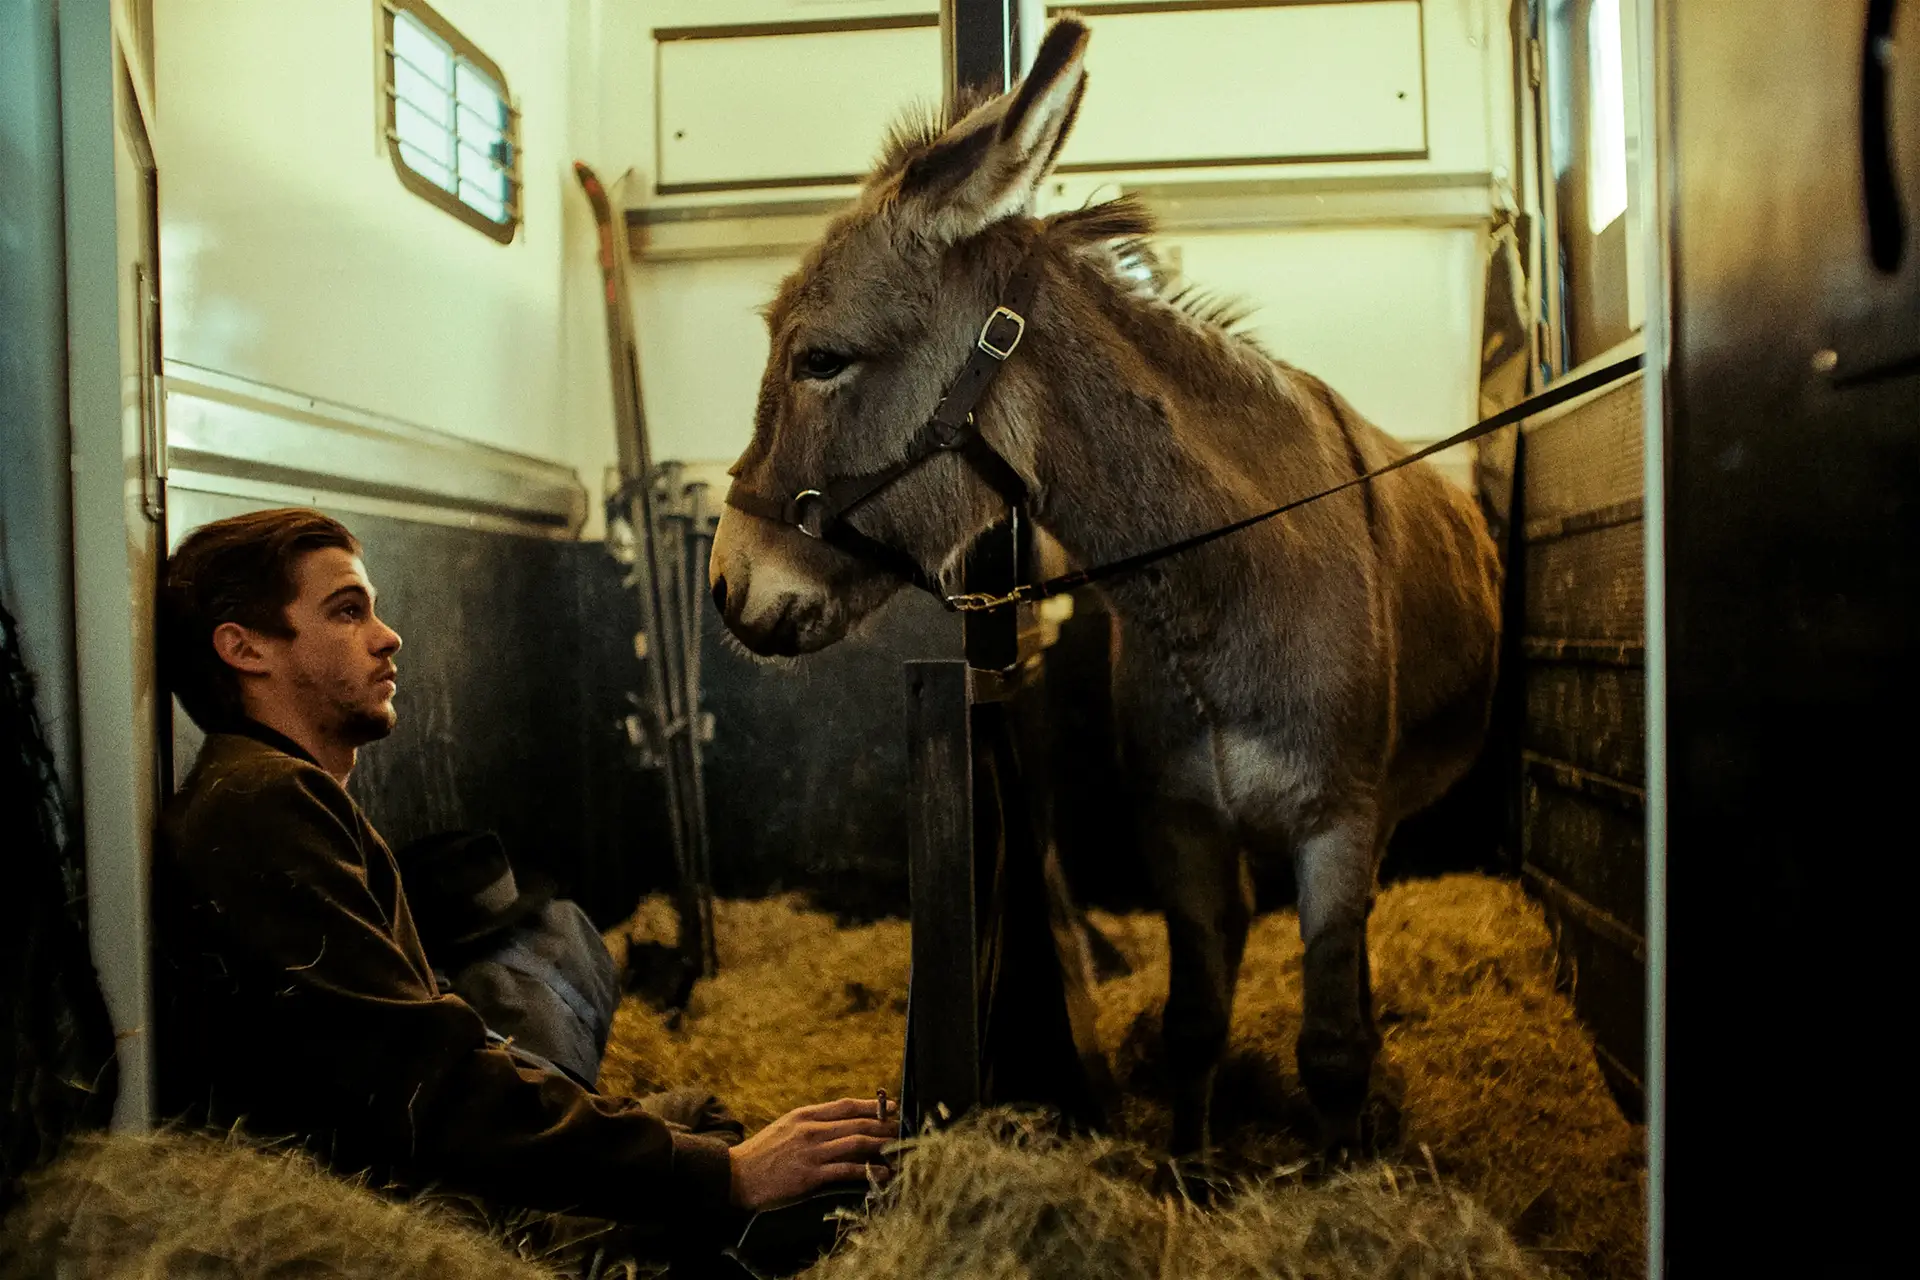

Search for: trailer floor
xmin=603 ymin=874 xmax=1644 ymax=1280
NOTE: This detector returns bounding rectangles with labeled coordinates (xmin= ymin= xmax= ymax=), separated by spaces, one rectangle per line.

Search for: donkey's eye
xmin=793 ymin=348 xmax=851 ymax=381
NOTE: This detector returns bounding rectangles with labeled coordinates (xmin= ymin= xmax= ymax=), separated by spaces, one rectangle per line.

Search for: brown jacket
xmin=152 ymin=723 xmax=734 ymax=1229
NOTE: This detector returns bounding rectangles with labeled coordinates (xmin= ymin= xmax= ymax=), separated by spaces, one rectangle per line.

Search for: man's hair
xmin=160 ymin=508 xmax=361 ymax=731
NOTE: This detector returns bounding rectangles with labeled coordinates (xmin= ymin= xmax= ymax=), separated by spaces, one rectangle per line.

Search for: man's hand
xmin=727 ymin=1097 xmax=896 ymax=1211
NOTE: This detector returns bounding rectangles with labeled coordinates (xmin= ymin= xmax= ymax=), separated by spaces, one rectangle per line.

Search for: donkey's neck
xmin=1005 ymin=254 xmax=1354 ymax=598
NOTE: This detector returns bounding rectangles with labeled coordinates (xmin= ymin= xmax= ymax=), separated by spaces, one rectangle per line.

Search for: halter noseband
xmin=723 ymin=242 xmax=1047 ymax=606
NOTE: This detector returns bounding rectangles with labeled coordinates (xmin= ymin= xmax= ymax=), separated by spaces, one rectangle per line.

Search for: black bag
xmin=445 ymin=898 xmax=619 ymax=1091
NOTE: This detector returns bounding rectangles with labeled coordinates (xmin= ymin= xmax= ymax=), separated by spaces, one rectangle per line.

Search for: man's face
xmin=261 ymin=548 xmax=404 ymax=745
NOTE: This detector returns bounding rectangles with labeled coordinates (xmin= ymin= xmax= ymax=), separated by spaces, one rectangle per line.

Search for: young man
xmin=154 ymin=507 xmax=891 ymax=1242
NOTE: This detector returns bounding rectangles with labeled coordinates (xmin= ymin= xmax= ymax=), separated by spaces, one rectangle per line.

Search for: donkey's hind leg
xmin=1150 ymin=799 xmax=1254 ymax=1161
xmin=1294 ymin=815 xmax=1384 ymax=1155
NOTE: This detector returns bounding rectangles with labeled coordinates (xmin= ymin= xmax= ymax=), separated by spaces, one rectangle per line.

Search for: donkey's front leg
xmin=1151 ymin=799 xmax=1254 ymax=1161
xmin=1294 ymin=816 xmax=1383 ymax=1154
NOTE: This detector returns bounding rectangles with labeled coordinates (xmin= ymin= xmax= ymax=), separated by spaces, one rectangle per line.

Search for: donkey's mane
xmin=1051 ymin=198 xmax=1266 ymax=351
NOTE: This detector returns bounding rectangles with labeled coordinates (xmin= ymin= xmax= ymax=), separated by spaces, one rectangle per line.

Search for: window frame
xmin=1524 ymin=0 xmax=1645 ymax=382
xmin=377 ymin=0 xmax=522 ymax=244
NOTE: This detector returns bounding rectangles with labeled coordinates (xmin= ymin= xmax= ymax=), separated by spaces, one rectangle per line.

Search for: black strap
xmin=928 ymin=258 xmax=1047 ymax=439
xmin=948 ymin=352 xmax=1647 ymax=610
xmin=723 ymin=241 xmax=1048 ymax=552
xmin=825 ymin=519 xmax=940 ymax=593
xmin=719 ymin=244 xmax=1045 ymax=599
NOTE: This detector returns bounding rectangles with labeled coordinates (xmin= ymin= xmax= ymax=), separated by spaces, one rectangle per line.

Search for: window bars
xmin=380 ymin=0 xmax=521 ymax=243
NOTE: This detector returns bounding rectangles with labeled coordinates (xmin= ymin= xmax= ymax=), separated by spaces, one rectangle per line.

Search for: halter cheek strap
xmin=723 ymin=244 xmax=1048 ymax=598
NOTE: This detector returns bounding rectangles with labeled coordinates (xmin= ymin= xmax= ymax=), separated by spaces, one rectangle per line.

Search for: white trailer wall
xmin=154 ymin=0 xmax=626 ymax=532
xmin=151 ymin=0 xmax=1513 ymax=516
xmin=618 ymin=0 xmax=1515 ymax=494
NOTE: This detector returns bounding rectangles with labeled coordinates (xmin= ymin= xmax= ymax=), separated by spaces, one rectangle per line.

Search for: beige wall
xmin=155 ymin=0 xmax=636 ymax=531
xmin=619 ymin=0 xmax=1513 ymax=493
xmin=1164 ymin=227 xmax=1485 ymax=490
xmin=152 ymin=0 xmax=1512 ymax=518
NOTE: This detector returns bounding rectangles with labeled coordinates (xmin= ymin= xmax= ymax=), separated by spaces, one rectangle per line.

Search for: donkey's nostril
xmin=711 ymin=576 xmax=728 ymax=614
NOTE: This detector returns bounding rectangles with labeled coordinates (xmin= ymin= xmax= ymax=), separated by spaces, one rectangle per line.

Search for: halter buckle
xmin=786 ymin=489 xmax=830 ymax=538
xmin=977 ymin=307 xmax=1026 ymax=360
xmin=945 ymin=585 xmax=1029 ymax=612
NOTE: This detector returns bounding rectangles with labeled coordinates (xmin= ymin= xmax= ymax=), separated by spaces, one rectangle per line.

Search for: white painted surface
xmin=1167 ymin=226 xmax=1483 ymax=446
xmin=63 ymin=0 xmax=161 ymax=1130
xmin=154 ymin=0 xmax=618 ymax=523
xmin=657 ymin=25 xmax=942 ymax=188
xmin=1060 ymin=2 xmax=1427 ymax=169
xmin=150 ymin=0 xmax=1503 ymax=503
xmin=632 ymin=254 xmax=795 ymax=465
xmin=1045 ymin=0 xmax=1510 ymax=205
xmin=624 ymin=0 xmax=1512 ymax=218
xmin=621 ymin=0 xmax=1509 ymax=494
xmin=646 ymin=0 xmax=939 ymax=28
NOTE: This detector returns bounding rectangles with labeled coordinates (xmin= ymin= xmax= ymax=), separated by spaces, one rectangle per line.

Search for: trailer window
xmin=1538 ymin=0 xmax=1643 ymax=372
xmin=379 ymin=0 xmax=520 ymax=243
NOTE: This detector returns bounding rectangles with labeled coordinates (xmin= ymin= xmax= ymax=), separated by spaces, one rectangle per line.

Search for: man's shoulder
xmin=163 ymin=733 xmax=357 ymax=857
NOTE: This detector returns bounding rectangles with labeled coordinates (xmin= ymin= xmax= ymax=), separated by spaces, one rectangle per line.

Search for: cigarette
xmin=876 ymin=1088 xmax=888 ymax=1122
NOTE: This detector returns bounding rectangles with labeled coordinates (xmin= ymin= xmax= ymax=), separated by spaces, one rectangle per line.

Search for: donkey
xmin=708 ymin=17 xmax=1501 ymax=1159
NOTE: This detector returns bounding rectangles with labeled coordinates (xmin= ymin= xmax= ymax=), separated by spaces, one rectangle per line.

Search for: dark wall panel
xmin=1523 ymin=662 xmax=1645 ymax=784
xmin=1662 ymin=3 xmax=1919 ymax=1267
xmin=1514 ymin=376 xmax=1647 ymax=1120
xmin=1521 ymin=767 xmax=1645 ymax=935
xmin=698 ymin=586 xmax=962 ymax=917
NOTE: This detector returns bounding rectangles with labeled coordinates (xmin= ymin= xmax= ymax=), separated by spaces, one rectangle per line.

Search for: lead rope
xmin=945 ymin=352 xmax=1646 ymax=611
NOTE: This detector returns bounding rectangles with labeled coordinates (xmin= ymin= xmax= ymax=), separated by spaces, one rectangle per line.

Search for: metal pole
xmin=682 ymin=478 xmax=718 ymax=976
xmin=574 ymin=163 xmax=706 ymax=980
xmin=947 ymin=0 xmax=1023 ymax=675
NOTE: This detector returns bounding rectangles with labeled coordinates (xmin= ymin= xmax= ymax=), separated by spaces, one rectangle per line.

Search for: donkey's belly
xmin=1113 ymin=657 xmax=1341 ymax=849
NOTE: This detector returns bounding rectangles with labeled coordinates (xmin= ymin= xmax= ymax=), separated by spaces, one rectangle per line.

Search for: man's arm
xmin=166 ymin=759 xmax=732 ymax=1226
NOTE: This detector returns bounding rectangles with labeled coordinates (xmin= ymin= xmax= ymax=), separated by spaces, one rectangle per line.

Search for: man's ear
xmin=212 ymin=621 xmax=273 ymax=677
xmin=895 ymin=17 xmax=1091 ymax=242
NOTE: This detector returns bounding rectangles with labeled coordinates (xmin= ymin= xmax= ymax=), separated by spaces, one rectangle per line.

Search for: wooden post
xmin=902 ymin=660 xmax=978 ymax=1128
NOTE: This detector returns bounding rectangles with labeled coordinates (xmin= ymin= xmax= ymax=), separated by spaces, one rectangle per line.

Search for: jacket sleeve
xmin=169 ymin=760 xmax=734 ymax=1229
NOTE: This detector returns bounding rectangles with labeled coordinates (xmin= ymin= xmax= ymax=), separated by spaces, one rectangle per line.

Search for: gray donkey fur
xmin=709 ymin=18 xmax=1501 ymax=1159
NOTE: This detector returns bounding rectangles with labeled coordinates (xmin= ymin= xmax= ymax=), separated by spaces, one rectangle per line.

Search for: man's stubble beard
xmin=338 ymin=703 xmax=397 ymax=746
xmin=294 ymin=666 xmax=397 ymax=748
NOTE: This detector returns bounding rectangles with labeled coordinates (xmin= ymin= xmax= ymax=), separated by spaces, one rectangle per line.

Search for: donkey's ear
xmin=897 ymin=18 xmax=1090 ymax=240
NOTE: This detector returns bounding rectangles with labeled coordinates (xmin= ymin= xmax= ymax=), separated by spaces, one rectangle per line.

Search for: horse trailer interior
xmin=3 ymin=1 xmax=1914 ymax=1276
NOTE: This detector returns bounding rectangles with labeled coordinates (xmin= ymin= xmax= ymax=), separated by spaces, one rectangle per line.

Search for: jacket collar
xmin=225 ymin=717 xmax=324 ymax=770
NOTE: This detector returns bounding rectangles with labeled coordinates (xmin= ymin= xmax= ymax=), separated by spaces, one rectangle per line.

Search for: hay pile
xmin=605 ymin=874 xmax=1644 ymax=1280
xmin=0 ymin=1130 xmax=560 ymax=1280
xmin=602 ymin=897 xmax=911 ymax=1129
xmin=818 ymin=1111 xmax=1547 ymax=1280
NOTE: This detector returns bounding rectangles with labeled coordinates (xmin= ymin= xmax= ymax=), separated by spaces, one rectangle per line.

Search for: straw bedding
xmin=0 ymin=875 xmax=1642 ymax=1279
xmin=601 ymin=874 xmax=1644 ymax=1280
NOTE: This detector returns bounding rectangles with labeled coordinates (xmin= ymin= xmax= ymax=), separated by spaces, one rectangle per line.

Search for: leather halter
xmin=723 ymin=243 xmax=1048 ymax=601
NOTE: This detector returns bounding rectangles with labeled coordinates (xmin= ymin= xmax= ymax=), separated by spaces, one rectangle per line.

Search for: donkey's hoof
xmin=1313 ymin=1092 xmax=1397 ymax=1170
xmin=1316 ymin=1109 xmax=1366 ymax=1161
xmin=1152 ymin=1154 xmax=1222 ymax=1205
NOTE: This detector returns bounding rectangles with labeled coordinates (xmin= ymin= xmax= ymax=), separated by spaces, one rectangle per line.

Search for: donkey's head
xmin=709 ymin=18 xmax=1091 ymax=657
